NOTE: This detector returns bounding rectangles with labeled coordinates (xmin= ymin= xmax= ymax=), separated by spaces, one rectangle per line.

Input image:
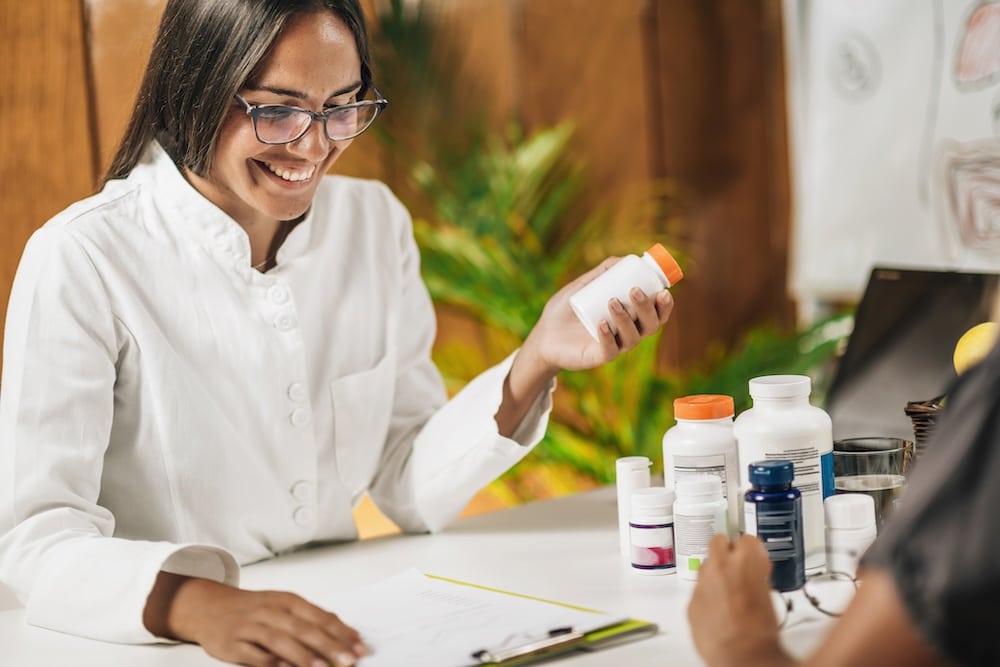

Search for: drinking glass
xmin=833 ymin=437 xmax=914 ymax=530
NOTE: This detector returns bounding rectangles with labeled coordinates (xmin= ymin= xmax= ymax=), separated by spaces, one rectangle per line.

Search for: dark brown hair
xmin=103 ymin=0 xmax=372 ymax=184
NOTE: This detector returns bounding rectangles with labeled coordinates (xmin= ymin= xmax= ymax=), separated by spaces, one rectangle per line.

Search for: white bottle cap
xmin=631 ymin=486 xmax=676 ymax=513
xmin=675 ymin=474 xmax=723 ymax=502
xmin=617 ymin=456 xmax=652 ymax=474
xmin=748 ymin=375 xmax=811 ymax=399
xmin=824 ymin=494 xmax=876 ymax=530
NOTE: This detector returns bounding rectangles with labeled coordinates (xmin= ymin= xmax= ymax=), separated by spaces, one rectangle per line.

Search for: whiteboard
xmin=784 ymin=0 xmax=1000 ymax=304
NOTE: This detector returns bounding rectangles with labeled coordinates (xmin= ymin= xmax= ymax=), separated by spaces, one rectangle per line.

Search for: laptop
xmin=823 ymin=267 xmax=1000 ymax=441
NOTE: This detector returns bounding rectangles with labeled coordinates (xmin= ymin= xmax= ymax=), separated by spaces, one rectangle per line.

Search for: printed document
xmin=318 ymin=568 xmax=626 ymax=666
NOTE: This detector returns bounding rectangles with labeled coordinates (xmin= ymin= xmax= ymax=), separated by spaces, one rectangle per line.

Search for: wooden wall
xmin=645 ymin=0 xmax=794 ymax=367
xmin=1 ymin=0 xmax=792 ymax=380
xmin=0 ymin=1 xmax=98 ymax=370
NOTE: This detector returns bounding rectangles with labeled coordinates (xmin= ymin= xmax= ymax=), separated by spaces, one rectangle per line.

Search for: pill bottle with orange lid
xmin=569 ymin=243 xmax=683 ymax=340
xmin=662 ymin=394 xmax=740 ymax=536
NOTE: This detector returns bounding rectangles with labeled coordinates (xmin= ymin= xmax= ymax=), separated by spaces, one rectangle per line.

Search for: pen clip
xmin=472 ymin=627 xmax=584 ymax=664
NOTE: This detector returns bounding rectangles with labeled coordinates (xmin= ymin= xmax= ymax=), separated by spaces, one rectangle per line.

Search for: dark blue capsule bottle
xmin=744 ymin=460 xmax=805 ymax=592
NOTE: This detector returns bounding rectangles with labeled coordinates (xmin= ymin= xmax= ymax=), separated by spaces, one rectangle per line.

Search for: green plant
xmin=368 ymin=1 xmax=852 ymax=503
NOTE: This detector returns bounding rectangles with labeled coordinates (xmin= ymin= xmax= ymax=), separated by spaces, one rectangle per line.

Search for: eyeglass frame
xmin=233 ymin=88 xmax=388 ymax=144
xmin=773 ymin=570 xmax=860 ymax=630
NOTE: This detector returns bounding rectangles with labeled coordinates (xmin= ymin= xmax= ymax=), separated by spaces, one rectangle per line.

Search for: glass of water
xmin=833 ymin=437 xmax=914 ymax=530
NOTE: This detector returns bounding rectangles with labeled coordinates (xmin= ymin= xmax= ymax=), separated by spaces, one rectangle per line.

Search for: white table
xmin=0 ymin=487 xmax=834 ymax=666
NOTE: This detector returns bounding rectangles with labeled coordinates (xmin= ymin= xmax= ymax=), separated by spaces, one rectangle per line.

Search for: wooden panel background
xmin=644 ymin=0 xmax=794 ymax=367
xmin=0 ymin=0 xmax=97 ymax=373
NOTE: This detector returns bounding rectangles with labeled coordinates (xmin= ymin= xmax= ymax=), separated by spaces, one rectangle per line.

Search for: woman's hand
xmin=525 ymin=257 xmax=674 ymax=373
xmin=145 ymin=572 xmax=368 ymax=667
xmin=687 ymin=535 xmax=792 ymax=667
xmin=495 ymin=258 xmax=674 ymax=436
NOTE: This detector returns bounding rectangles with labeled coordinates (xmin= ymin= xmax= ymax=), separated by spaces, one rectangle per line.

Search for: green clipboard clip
xmin=469 ymin=618 xmax=659 ymax=666
xmin=472 ymin=619 xmax=659 ymax=667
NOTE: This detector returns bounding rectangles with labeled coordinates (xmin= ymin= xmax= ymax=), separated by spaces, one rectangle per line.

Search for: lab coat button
xmin=289 ymin=408 xmax=311 ymax=427
xmin=274 ymin=314 xmax=297 ymax=331
xmin=268 ymin=285 xmax=290 ymax=304
xmin=290 ymin=480 xmax=314 ymax=502
xmin=287 ymin=382 xmax=307 ymax=402
xmin=292 ymin=505 xmax=314 ymax=526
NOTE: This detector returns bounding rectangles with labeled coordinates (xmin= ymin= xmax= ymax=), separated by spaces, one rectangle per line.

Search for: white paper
xmin=319 ymin=569 xmax=626 ymax=667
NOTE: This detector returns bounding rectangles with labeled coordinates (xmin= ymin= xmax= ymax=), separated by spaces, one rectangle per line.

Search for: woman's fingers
xmin=178 ymin=583 xmax=368 ymax=667
xmin=243 ymin=595 xmax=364 ymax=667
xmin=654 ymin=290 xmax=674 ymax=324
xmin=630 ymin=288 xmax=661 ymax=336
xmin=608 ymin=298 xmax=642 ymax=351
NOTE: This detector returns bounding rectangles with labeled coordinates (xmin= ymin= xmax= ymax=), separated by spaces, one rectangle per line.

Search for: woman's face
xmin=187 ymin=11 xmax=362 ymax=229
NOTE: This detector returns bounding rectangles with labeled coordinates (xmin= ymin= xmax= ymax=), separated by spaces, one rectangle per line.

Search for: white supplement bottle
xmin=824 ymin=493 xmax=877 ymax=577
xmin=673 ymin=474 xmax=728 ymax=581
xmin=734 ymin=375 xmax=834 ymax=571
xmin=629 ymin=487 xmax=676 ymax=576
xmin=569 ymin=243 xmax=683 ymax=340
xmin=662 ymin=394 xmax=740 ymax=536
xmin=616 ymin=456 xmax=651 ymax=561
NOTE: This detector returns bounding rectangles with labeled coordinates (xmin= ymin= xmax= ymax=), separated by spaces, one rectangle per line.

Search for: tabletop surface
xmin=0 ymin=486 xmax=834 ymax=666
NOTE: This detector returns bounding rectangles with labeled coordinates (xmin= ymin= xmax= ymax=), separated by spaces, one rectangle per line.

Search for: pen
xmin=471 ymin=627 xmax=585 ymax=664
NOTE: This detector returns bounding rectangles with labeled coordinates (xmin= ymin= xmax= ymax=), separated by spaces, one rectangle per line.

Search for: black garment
xmin=864 ymin=340 xmax=1000 ymax=667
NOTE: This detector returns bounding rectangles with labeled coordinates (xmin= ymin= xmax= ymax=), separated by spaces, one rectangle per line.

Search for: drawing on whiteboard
xmin=935 ymin=1 xmax=1000 ymax=257
xmin=955 ymin=0 xmax=1000 ymax=91
xmin=784 ymin=0 xmax=1000 ymax=301
xmin=939 ymin=139 xmax=1000 ymax=255
xmin=829 ymin=31 xmax=881 ymax=103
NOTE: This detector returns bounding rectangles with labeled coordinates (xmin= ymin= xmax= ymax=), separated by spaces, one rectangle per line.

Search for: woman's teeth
xmin=264 ymin=162 xmax=316 ymax=182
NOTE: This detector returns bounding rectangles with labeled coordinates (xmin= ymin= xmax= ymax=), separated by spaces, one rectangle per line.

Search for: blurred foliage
xmin=369 ymin=0 xmax=852 ymax=501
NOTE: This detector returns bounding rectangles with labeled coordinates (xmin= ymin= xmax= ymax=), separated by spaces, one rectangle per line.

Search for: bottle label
xmin=674 ymin=454 xmax=729 ymax=499
xmin=746 ymin=499 xmax=806 ymax=591
xmin=629 ymin=521 xmax=676 ymax=571
xmin=674 ymin=508 xmax=727 ymax=578
xmin=820 ymin=450 xmax=835 ymax=499
xmin=744 ymin=503 xmax=758 ymax=536
xmin=762 ymin=448 xmax=820 ymax=495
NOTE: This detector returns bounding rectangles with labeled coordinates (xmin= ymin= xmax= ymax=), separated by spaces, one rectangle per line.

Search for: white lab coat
xmin=0 ymin=143 xmax=552 ymax=643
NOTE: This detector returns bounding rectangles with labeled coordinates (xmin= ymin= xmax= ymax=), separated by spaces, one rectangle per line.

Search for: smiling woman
xmin=0 ymin=1 xmax=677 ymax=666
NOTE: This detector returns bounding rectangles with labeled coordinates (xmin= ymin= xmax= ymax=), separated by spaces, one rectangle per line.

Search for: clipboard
xmin=425 ymin=574 xmax=659 ymax=666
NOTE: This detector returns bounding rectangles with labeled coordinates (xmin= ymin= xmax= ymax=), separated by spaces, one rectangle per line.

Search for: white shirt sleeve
xmin=0 ymin=228 xmax=238 ymax=643
xmin=364 ymin=198 xmax=554 ymax=533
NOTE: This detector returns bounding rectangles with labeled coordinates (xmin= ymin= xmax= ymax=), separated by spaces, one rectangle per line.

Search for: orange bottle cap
xmin=674 ymin=394 xmax=735 ymax=420
xmin=647 ymin=243 xmax=683 ymax=286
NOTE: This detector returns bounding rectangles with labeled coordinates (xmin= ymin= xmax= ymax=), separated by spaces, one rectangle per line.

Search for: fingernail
xmin=353 ymin=642 xmax=370 ymax=656
xmin=332 ymin=653 xmax=356 ymax=667
xmin=609 ymin=298 xmax=624 ymax=312
xmin=600 ymin=321 xmax=612 ymax=335
xmin=631 ymin=288 xmax=645 ymax=302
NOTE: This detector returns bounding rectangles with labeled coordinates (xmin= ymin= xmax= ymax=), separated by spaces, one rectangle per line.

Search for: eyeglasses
xmin=234 ymin=88 xmax=388 ymax=144
xmin=772 ymin=571 xmax=859 ymax=630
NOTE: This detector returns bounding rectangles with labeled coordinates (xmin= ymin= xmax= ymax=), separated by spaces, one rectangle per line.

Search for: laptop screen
xmin=824 ymin=267 xmax=1000 ymax=441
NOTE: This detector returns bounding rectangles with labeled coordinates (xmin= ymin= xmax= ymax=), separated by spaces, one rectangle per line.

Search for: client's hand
xmin=145 ymin=572 xmax=368 ymax=667
xmin=687 ymin=534 xmax=791 ymax=667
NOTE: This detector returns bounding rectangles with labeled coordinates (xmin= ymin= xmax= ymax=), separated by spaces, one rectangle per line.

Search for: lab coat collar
xmin=132 ymin=141 xmax=315 ymax=280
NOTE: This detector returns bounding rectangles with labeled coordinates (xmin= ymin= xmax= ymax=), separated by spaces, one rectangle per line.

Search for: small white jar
xmin=629 ymin=487 xmax=676 ymax=576
xmin=673 ymin=474 xmax=728 ymax=581
xmin=824 ymin=494 xmax=877 ymax=577
xmin=662 ymin=394 xmax=740 ymax=536
xmin=569 ymin=243 xmax=683 ymax=340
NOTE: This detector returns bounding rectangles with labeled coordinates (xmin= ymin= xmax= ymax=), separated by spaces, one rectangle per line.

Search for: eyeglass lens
xmin=774 ymin=572 xmax=858 ymax=629
xmin=254 ymin=104 xmax=380 ymax=143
